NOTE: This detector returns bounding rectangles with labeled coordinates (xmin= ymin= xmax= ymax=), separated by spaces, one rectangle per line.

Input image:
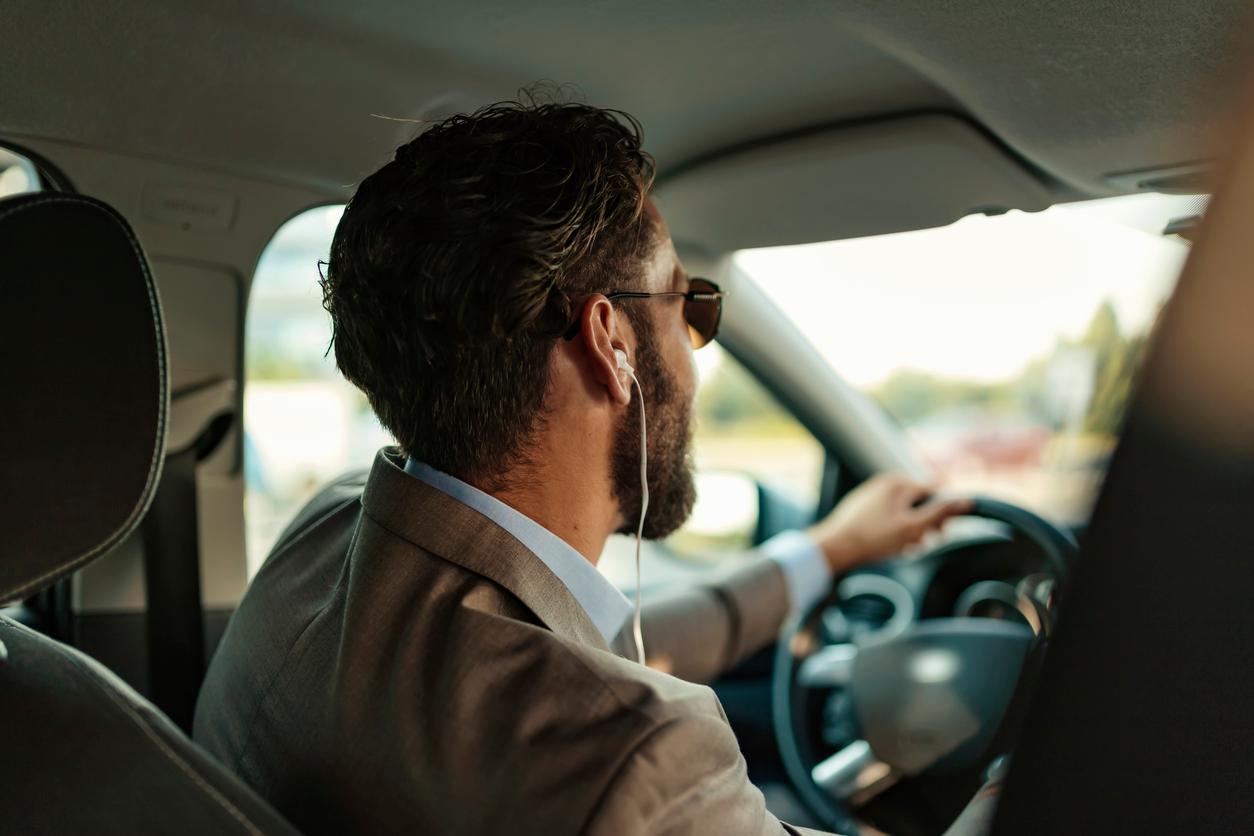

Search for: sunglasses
xmin=561 ymin=278 xmax=725 ymax=349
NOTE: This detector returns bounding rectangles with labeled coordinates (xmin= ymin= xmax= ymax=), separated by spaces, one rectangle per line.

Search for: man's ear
xmin=578 ymin=294 xmax=633 ymax=406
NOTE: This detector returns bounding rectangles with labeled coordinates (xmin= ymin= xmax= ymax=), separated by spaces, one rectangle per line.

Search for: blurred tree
xmin=867 ymin=299 xmax=1155 ymax=438
xmin=247 ymin=346 xmax=317 ymax=380
xmin=1082 ymin=300 xmax=1151 ymax=436
xmin=697 ymin=356 xmax=801 ymax=436
xmin=1087 ymin=334 xmax=1144 ymax=435
xmin=871 ymin=371 xmax=1013 ymax=426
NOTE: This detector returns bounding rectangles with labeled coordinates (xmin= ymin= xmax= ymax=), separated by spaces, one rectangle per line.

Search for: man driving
xmin=194 ymin=96 xmax=987 ymax=834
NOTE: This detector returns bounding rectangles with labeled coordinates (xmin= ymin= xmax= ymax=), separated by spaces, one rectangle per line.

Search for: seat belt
xmin=141 ymin=379 xmax=234 ymax=733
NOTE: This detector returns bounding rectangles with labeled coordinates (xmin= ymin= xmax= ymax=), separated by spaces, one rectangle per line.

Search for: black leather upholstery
xmin=0 ymin=616 xmax=299 ymax=834
xmin=0 ymin=191 xmax=298 ymax=834
xmin=0 ymin=193 xmax=166 ymax=601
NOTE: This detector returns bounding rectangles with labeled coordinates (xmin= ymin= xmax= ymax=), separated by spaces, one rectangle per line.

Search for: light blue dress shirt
xmin=404 ymin=459 xmax=832 ymax=645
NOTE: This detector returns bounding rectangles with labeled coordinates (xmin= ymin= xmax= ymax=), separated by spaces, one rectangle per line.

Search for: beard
xmin=610 ymin=318 xmax=697 ymax=539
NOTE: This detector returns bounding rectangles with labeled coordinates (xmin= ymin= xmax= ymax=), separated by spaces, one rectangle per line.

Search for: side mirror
xmin=665 ymin=470 xmax=815 ymax=563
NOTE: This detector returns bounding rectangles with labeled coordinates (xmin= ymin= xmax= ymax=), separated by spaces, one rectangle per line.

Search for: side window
xmin=598 ymin=344 xmax=826 ymax=590
xmin=244 ymin=205 xmax=391 ymax=573
xmin=0 ymin=148 xmax=42 ymax=198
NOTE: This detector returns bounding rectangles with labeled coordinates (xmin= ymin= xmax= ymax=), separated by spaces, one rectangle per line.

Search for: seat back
xmin=0 ymin=192 xmax=297 ymax=834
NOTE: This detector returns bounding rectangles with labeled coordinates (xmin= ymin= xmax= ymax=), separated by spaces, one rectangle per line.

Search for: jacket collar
xmin=360 ymin=448 xmax=612 ymax=653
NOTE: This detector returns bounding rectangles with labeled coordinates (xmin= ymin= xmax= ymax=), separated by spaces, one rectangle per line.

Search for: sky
xmin=736 ymin=193 xmax=1198 ymax=389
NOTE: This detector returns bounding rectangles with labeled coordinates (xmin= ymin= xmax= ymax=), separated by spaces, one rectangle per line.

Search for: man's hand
xmin=807 ymin=473 xmax=972 ymax=574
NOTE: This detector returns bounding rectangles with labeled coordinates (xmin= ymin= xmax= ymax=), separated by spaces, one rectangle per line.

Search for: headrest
xmin=0 ymin=193 xmax=168 ymax=602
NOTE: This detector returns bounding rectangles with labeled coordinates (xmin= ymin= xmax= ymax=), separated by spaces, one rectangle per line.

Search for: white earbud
xmin=614 ymin=346 xmax=648 ymax=667
xmin=614 ymin=348 xmax=634 ymax=375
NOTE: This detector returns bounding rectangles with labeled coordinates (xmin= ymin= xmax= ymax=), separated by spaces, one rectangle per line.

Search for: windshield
xmin=736 ymin=193 xmax=1202 ymax=525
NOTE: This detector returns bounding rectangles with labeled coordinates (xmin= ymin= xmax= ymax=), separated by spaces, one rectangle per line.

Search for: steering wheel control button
xmin=811 ymin=739 xmax=897 ymax=803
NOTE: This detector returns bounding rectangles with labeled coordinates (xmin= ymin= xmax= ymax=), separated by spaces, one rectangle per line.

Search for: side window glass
xmin=0 ymin=148 xmax=42 ymax=198
xmin=599 ymin=344 xmax=826 ymax=589
xmin=244 ymin=205 xmax=391 ymax=573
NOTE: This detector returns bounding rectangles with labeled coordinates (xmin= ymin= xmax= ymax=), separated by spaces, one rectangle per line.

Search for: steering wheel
xmin=772 ymin=498 xmax=1078 ymax=833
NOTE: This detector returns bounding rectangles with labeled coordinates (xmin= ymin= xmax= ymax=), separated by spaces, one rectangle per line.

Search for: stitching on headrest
xmin=1 ymin=194 xmax=169 ymax=600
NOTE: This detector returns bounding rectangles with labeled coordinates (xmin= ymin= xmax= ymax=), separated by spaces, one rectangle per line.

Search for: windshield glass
xmin=736 ymin=193 xmax=1202 ymax=525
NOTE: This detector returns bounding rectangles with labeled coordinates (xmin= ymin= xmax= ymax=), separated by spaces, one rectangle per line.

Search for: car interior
xmin=3 ymin=2 xmax=1252 ymax=833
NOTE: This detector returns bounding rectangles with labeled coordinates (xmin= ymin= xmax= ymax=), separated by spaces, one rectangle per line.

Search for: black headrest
xmin=0 ymin=193 xmax=167 ymax=601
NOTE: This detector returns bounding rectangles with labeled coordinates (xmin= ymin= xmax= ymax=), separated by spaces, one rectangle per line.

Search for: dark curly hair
xmin=321 ymin=92 xmax=658 ymax=488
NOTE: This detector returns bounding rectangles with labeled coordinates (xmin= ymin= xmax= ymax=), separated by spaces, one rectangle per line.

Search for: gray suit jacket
xmin=195 ymin=449 xmax=997 ymax=834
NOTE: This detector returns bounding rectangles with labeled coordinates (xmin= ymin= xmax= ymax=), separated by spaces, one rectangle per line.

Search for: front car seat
xmin=0 ymin=192 xmax=298 ymax=834
xmin=990 ymin=162 xmax=1254 ymax=829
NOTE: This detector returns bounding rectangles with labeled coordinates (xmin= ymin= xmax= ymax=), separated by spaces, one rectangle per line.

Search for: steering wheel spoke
xmin=811 ymin=739 xmax=900 ymax=806
xmin=796 ymin=643 xmax=858 ymax=688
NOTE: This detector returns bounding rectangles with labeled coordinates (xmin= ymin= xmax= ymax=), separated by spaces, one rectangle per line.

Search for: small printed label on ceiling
xmin=141 ymin=183 xmax=237 ymax=232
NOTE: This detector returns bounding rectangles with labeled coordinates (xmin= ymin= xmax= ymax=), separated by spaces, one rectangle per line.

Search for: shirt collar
xmin=402 ymin=458 xmax=632 ymax=645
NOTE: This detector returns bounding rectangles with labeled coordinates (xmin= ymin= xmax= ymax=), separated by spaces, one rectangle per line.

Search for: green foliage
xmin=872 ymin=371 xmax=1016 ymax=426
xmin=1087 ymin=332 xmax=1146 ymax=435
xmin=247 ymin=337 xmax=339 ymax=381
xmin=868 ymin=300 xmax=1155 ymax=438
xmin=697 ymin=356 xmax=804 ymax=437
xmin=247 ymin=347 xmax=319 ymax=381
xmin=1080 ymin=303 xmax=1146 ymax=436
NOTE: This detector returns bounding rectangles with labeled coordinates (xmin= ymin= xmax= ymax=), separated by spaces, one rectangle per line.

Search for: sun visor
xmin=654 ymin=114 xmax=1054 ymax=253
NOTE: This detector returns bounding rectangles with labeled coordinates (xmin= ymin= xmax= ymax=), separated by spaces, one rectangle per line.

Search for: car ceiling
xmin=1 ymin=0 xmax=1245 ymax=245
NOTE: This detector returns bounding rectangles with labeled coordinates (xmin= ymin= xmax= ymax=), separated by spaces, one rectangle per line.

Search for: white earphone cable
xmin=627 ymin=367 xmax=648 ymax=667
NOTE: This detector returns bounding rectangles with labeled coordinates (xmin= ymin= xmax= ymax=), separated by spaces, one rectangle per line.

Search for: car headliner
xmin=1 ymin=0 xmax=1243 ymax=249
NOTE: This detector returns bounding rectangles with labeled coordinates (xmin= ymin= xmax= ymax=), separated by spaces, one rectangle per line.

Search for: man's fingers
xmin=902 ymin=480 xmax=938 ymax=506
xmin=909 ymin=497 xmax=973 ymax=532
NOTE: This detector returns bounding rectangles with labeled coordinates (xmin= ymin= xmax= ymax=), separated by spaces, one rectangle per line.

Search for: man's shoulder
xmin=432 ymin=621 xmax=746 ymax=832
xmin=269 ymin=468 xmax=369 ymax=554
xmin=537 ymin=637 xmax=782 ymax=835
xmin=548 ymin=631 xmax=727 ymax=727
